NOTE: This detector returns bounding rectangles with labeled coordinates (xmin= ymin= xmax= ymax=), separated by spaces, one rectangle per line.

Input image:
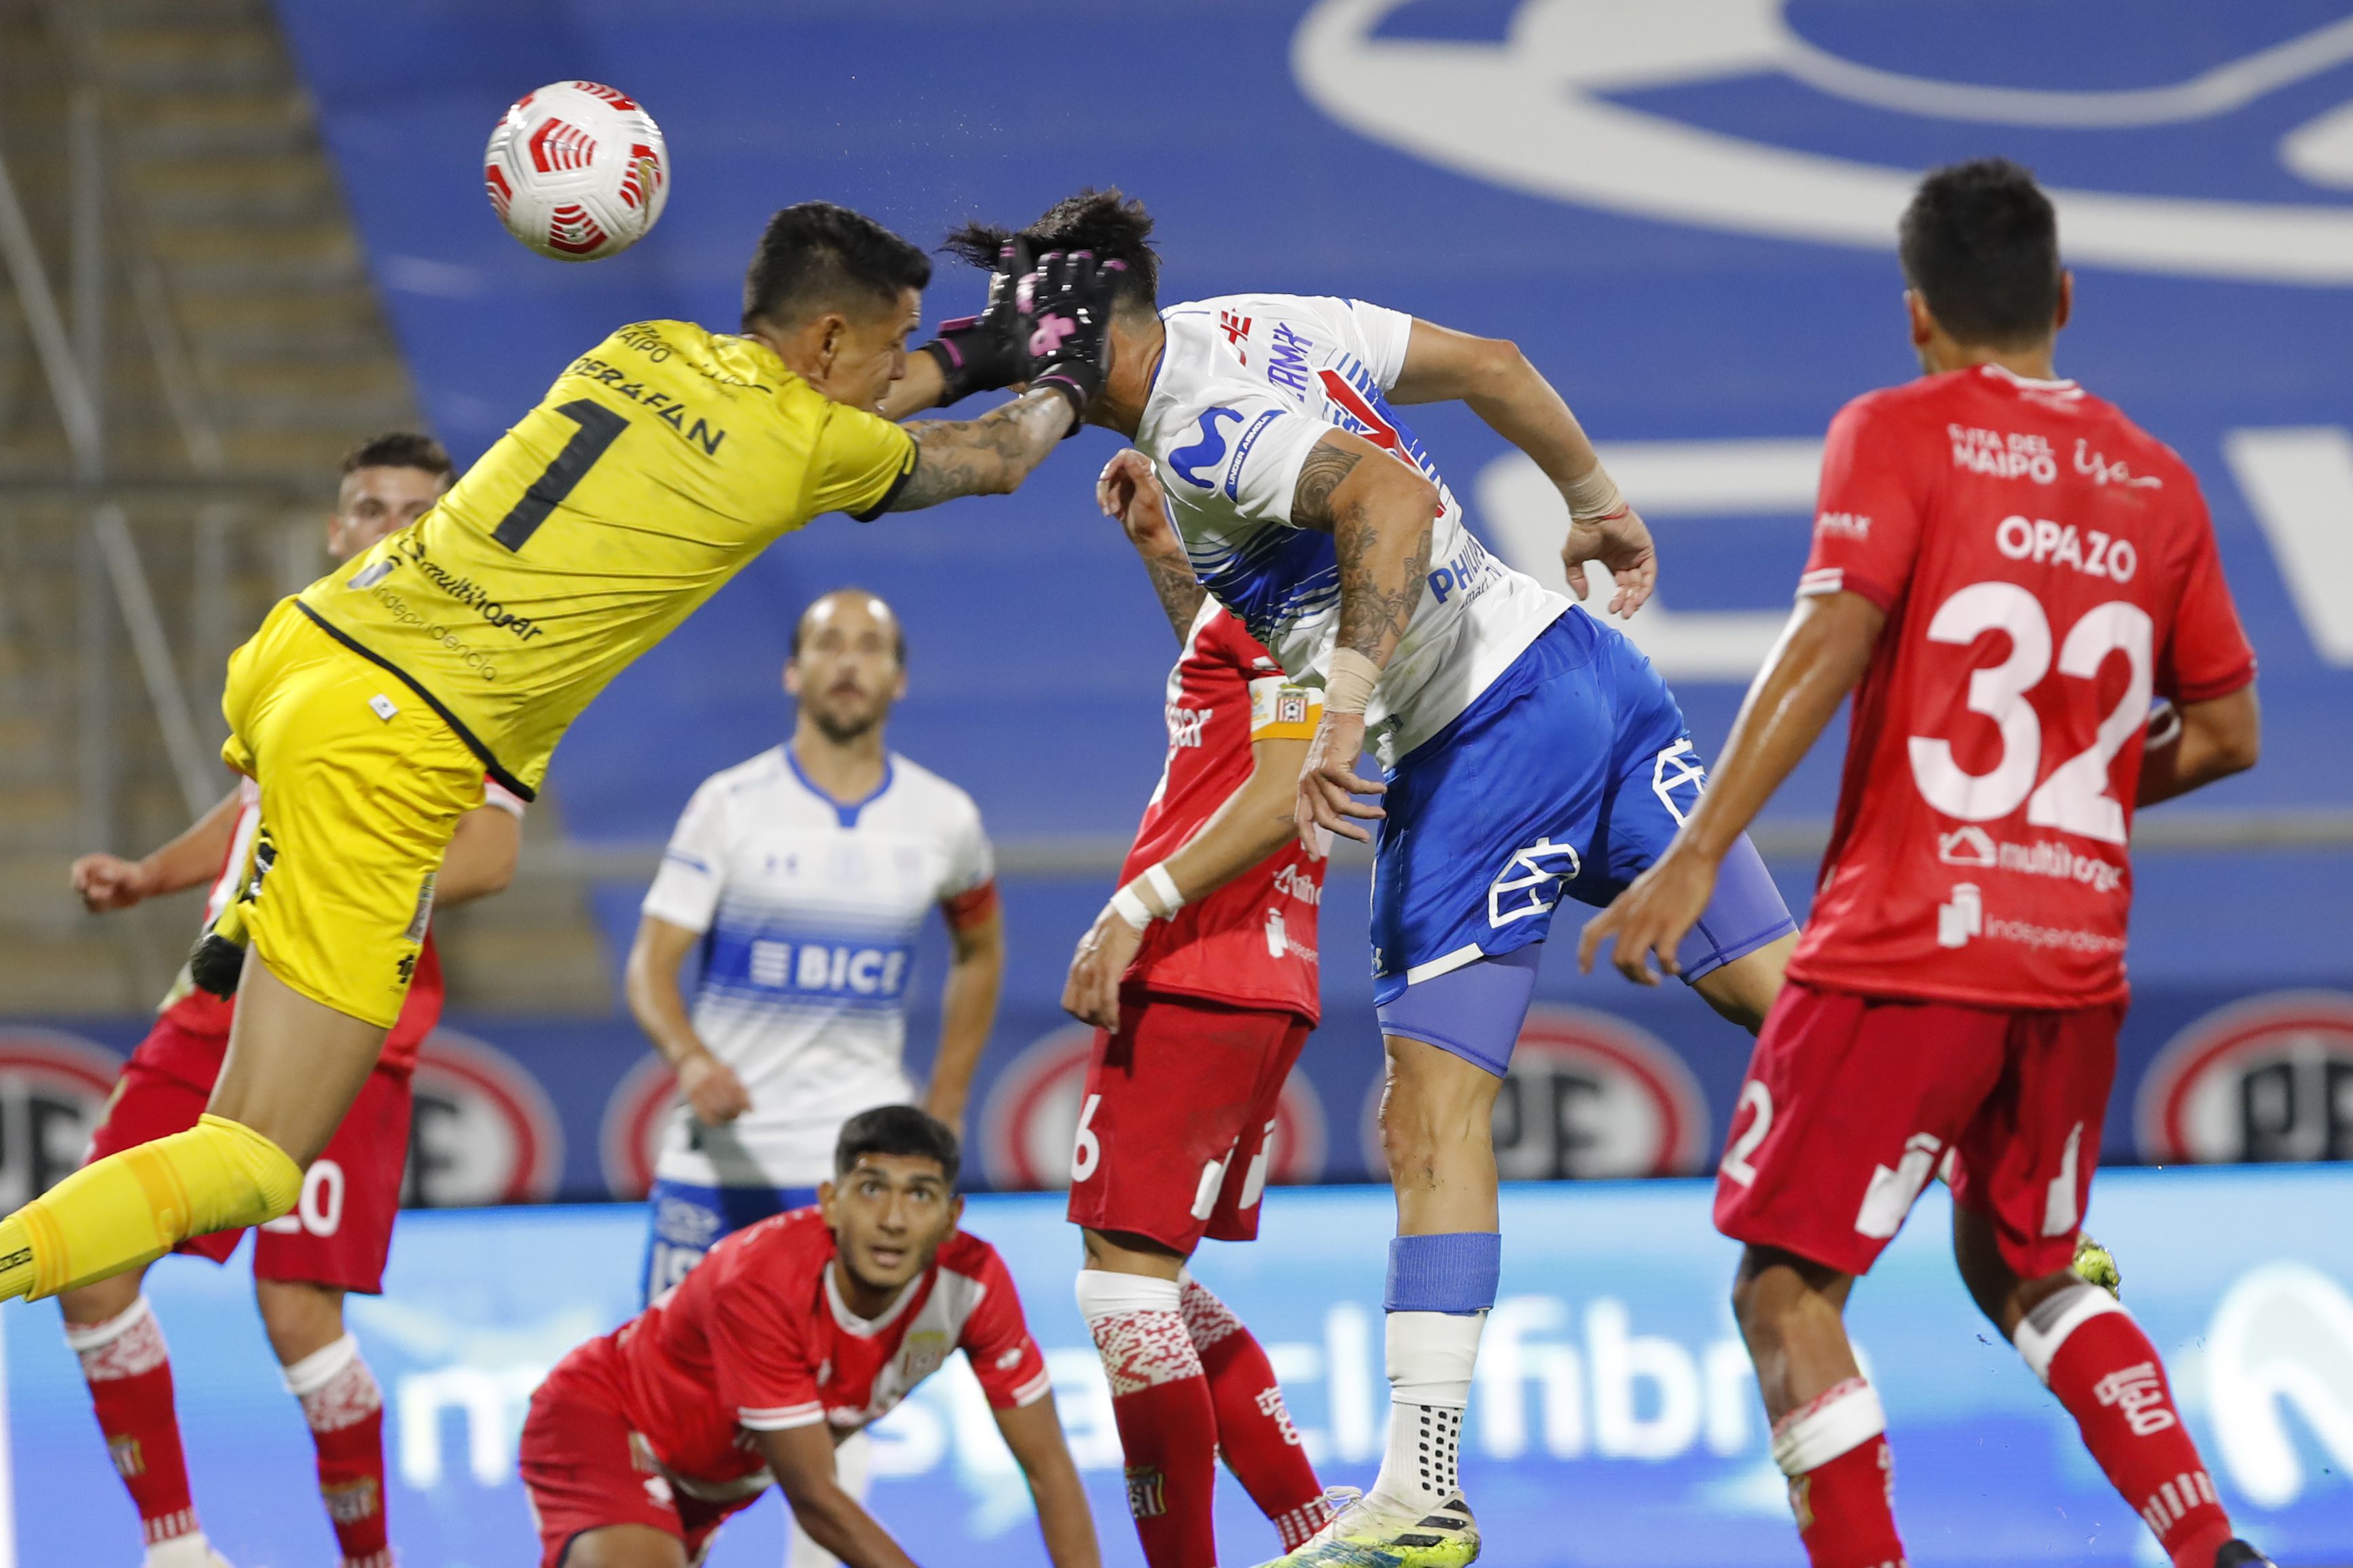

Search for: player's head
xmin=1898 ymin=159 xmax=2072 ymax=367
xmin=944 ymin=187 xmax=1160 ymax=323
xmin=821 ymin=1106 xmax=963 ymax=1293
xmin=328 ymin=431 xmax=452 ymax=562
xmin=785 ymin=587 xmax=907 ymax=746
xmin=742 ymin=202 xmax=932 ymax=414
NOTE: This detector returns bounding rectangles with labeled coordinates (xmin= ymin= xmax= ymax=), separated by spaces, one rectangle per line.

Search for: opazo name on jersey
xmin=1789 ymin=365 xmax=2255 ymax=1010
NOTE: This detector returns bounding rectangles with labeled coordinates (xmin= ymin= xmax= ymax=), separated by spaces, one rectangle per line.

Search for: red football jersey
xmin=1789 ymin=364 xmax=2255 ymax=1008
xmin=1119 ymin=606 xmax=1326 ymax=1022
xmin=157 ymin=776 xmax=522 ymax=1074
xmin=599 ymin=1207 xmax=1050 ymax=1495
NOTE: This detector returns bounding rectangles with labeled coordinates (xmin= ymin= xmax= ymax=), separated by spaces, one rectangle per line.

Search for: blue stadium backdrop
xmin=13 ymin=1 xmax=2353 ymax=1561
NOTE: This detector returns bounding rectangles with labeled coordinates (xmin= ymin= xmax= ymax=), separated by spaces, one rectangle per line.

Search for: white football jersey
xmin=641 ymin=746 xmax=992 ymax=1189
xmin=1137 ymin=293 xmax=1567 ymax=765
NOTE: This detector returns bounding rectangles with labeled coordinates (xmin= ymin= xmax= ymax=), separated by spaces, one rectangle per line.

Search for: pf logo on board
xmin=405 ymin=1027 xmax=564 ymax=1205
xmin=0 ymin=1029 xmax=123 ymax=1207
xmin=2138 ymin=991 xmax=2353 ymax=1163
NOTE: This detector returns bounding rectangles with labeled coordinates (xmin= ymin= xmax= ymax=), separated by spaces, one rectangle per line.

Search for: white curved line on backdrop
xmin=1782 ymin=13 xmax=2353 ymax=128
xmin=1292 ymin=0 xmax=2353 ymax=284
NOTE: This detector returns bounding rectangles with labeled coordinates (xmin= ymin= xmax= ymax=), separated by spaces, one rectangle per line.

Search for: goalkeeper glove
xmin=915 ymin=239 xmax=1032 ymax=407
xmin=1026 ymin=250 xmax=1124 ymax=431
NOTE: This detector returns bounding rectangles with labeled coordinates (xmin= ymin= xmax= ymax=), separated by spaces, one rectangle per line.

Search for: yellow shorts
xmin=218 ymin=600 xmax=483 ymax=1029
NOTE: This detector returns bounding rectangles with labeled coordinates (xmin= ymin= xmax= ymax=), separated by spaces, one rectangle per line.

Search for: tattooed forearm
xmin=1334 ymin=496 xmax=1433 ymax=663
xmin=1291 ymin=439 xmax=1365 ymax=530
xmin=1142 ymin=551 xmax=1208 ymax=641
xmin=890 ymin=390 xmax=1073 ymax=511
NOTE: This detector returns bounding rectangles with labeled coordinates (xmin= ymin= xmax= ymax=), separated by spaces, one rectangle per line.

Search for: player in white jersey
xmin=624 ymin=587 xmax=1001 ymax=1568
xmin=933 ymin=191 xmax=1798 ymax=1568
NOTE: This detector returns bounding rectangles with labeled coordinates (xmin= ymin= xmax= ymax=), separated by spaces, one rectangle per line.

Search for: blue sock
xmin=1385 ymin=1232 xmax=1501 ymax=1315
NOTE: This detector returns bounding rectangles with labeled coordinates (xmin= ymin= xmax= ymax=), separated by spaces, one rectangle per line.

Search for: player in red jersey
xmin=61 ymin=434 xmax=524 ymax=1568
xmin=1059 ymin=449 xmax=1333 ymax=1568
xmin=521 ymin=1106 xmax=1099 ymax=1568
xmin=1581 ymin=160 xmax=2269 ymax=1568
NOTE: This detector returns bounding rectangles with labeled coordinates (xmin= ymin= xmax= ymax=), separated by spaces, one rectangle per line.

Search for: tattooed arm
xmin=1097 ymin=448 xmax=1206 ymax=642
xmin=886 ymin=388 xmax=1075 ymax=511
xmin=1289 ymin=430 xmax=1439 ymax=849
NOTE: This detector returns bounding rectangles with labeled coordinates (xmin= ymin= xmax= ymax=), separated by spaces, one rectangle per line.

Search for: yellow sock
xmin=0 ymin=1114 xmax=300 ymax=1302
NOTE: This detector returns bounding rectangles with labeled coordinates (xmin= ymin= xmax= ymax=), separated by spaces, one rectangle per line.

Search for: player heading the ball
xmin=942 ymin=187 xmax=1798 ymax=1568
xmin=0 ymin=202 xmax=1117 ymax=1310
xmin=522 ymin=1106 xmax=1100 ymax=1568
xmin=1581 ymin=158 xmax=2271 ymax=1568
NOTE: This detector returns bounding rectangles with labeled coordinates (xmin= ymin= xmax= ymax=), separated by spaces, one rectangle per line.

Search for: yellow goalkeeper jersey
xmin=293 ymin=320 xmax=916 ymax=795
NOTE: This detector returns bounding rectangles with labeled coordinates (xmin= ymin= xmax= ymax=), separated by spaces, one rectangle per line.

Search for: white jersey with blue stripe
xmin=1137 ymin=293 xmax=1568 ymax=765
xmin=641 ymin=746 xmax=992 ymax=1188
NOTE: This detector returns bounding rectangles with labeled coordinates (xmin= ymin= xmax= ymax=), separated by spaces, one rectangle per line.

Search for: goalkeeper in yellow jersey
xmin=0 ymin=202 xmax=1121 ymax=1305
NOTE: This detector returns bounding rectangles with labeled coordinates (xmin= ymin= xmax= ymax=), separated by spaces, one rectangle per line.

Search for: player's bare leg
xmin=1691 ymin=933 xmax=1796 ymax=1034
xmin=558 ymin=1524 xmax=689 ymax=1568
xmin=59 ymin=1264 xmax=232 ymax=1567
xmin=1257 ymin=1036 xmax=1496 ymax=1567
xmin=258 ymin=1279 xmax=393 ymax=1568
xmin=1730 ymin=1245 xmax=1904 ymax=1567
xmin=1952 ymin=1208 xmax=2270 ymax=1568
xmin=0 ymin=956 xmax=367 ymax=1304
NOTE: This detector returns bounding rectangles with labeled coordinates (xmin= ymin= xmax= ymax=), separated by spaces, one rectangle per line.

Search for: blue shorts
xmin=1370 ymin=608 xmax=1795 ymax=1034
xmin=642 ymin=1177 xmax=819 ymax=1304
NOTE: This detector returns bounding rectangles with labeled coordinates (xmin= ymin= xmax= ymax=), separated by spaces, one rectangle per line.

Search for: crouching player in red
xmin=1059 ymin=449 xmax=1333 ymax=1568
xmin=520 ymin=1106 xmax=1100 ymax=1568
xmin=1581 ymin=160 xmax=2271 ymax=1568
xmin=63 ymin=433 xmax=523 ymax=1568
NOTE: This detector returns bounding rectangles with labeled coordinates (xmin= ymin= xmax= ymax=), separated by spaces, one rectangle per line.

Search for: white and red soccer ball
xmin=484 ymin=81 xmax=668 ymax=261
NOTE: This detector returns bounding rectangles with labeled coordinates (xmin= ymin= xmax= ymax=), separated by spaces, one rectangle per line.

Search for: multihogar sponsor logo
xmin=1937 ymin=824 xmax=2125 ymax=894
xmin=391 ymin=537 xmax=548 ymax=639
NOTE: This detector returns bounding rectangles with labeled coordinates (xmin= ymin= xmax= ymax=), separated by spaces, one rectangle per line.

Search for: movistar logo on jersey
xmin=702 ymin=930 xmax=914 ymax=1008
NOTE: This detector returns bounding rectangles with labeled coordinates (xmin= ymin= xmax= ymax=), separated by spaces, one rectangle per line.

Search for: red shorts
xmin=84 ymin=1015 xmax=412 ymax=1293
xmin=1066 ymin=991 xmax=1310 ymax=1253
xmin=1714 ymin=980 xmax=2121 ymax=1279
xmin=520 ymin=1344 xmax=748 ymax=1568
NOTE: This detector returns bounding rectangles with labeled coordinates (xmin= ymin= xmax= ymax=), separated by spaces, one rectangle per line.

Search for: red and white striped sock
xmin=1180 ymin=1272 xmax=1330 ymax=1550
xmin=67 ymin=1296 xmax=208 ymax=1555
xmin=2017 ymin=1285 xmax=2233 ymax=1568
xmin=283 ymin=1333 xmax=392 ymax=1568
xmin=1078 ymin=1271 xmax=1220 ymax=1568
xmin=1772 ymin=1376 xmax=1907 ymax=1568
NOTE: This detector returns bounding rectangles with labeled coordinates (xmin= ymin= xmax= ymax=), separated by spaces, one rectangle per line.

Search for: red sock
xmin=284 ymin=1334 xmax=391 ymax=1568
xmin=2023 ymin=1291 xmax=2233 ymax=1568
xmin=1181 ymin=1275 xmax=1331 ymax=1549
xmin=1772 ymin=1377 xmax=1907 ymax=1568
xmin=68 ymin=1296 xmax=203 ymax=1548
xmin=1079 ymin=1273 xmax=1220 ymax=1568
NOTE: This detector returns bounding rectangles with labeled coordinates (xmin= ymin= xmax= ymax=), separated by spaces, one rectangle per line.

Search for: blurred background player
xmin=1059 ymin=449 xmax=1332 ymax=1568
xmin=0 ymin=204 xmax=1119 ymax=1309
xmin=60 ymin=434 xmax=525 ymax=1568
xmin=518 ymin=1106 xmax=1099 ymax=1568
xmin=1581 ymin=159 xmax=2271 ymax=1568
xmin=624 ymin=586 xmax=1001 ymax=1566
xmin=945 ymin=189 xmax=1797 ymax=1568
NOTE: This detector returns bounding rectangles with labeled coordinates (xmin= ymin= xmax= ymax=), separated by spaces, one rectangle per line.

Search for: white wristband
xmin=1323 ymin=648 xmax=1380 ymax=716
xmin=1142 ymin=862 xmax=1184 ymax=916
xmin=1109 ymin=884 xmax=1154 ymax=932
xmin=1563 ymin=463 xmax=1628 ymax=522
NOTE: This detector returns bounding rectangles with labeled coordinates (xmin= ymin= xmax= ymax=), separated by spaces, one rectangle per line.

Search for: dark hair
xmin=1898 ymin=159 xmax=2062 ymax=350
xmin=743 ymin=202 xmax=932 ymax=332
xmin=835 ymin=1105 xmax=960 ymax=1186
xmin=791 ymin=587 xmax=906 ymax=665
xmin=944 ymin=187 xmax=1159 ymax=315
xmin=340 ymin=431 xmax=452 ymax=481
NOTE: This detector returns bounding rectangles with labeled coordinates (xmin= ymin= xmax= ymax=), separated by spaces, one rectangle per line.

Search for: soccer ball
xmin=484 ymin=81 xmax=669 ymax=261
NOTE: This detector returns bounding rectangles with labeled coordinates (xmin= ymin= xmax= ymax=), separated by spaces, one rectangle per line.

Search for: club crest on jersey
xmin=1490 ymin=837 xmax=1582 ymax=926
